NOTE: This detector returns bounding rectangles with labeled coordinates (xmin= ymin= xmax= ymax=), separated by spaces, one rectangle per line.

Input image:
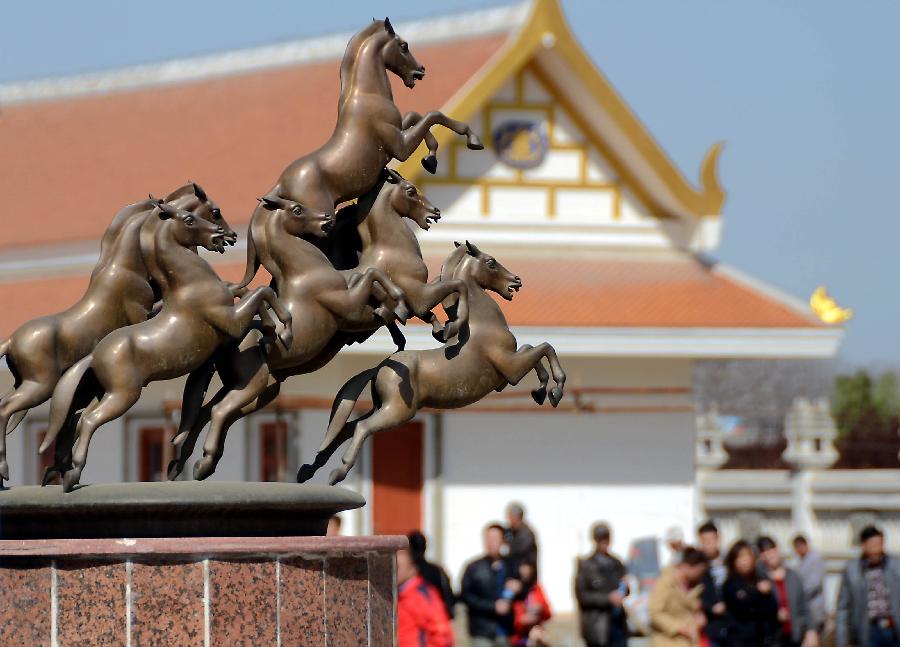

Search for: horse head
xmin=149 ymin=196 xmax=227 ymax=254
xmin=377 ymin=17 xmax=425 ymax=89
xmin=384 ymin=168 xmax=440 ymax=230
xmin=165 ymin=181 xmax=238 ymax=246
xmin=451 ymin=241 xmax=521 ymax=301
xmin=259 ymin=195 xmax=335 ymax=238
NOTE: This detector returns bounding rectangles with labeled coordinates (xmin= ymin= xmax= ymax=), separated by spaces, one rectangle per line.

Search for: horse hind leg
xmin=63 ymin=388 xmax=141 ymax=492
xmin=0 ymin=380 xmax=55 ymax=481
xmin=296 ymin=417 xmax=363 ymax=484
xmin=193 ymin=371 xmax=275 ymax=481
xmin=329 ymin=402 xmax=412 ymax=485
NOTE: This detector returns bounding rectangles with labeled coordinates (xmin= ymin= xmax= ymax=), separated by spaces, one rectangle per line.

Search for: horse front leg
xmin=410 ymin=279 xmax=469 ymax=341
xmin=402 ymin=111 xmax=440 ymax=174
xmin=385 ymin=111 xmax=484 ymax=163
xmin=207 ymin=287 xmax=292 ymax=348
xmin=332 ymin=267 xmax=409 ymax=323
xmin=488 ymin=343 xmax=566 ymax=407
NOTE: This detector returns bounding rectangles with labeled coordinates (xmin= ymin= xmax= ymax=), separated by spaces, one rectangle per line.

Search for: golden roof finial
xmin=810 ymin=285 xmax=853 ymax=325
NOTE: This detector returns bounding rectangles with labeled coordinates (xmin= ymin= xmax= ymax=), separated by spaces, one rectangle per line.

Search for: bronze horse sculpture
xmin=0 ymin=183 xmax=235 ymax=484
xmin=298 ymin=242 xmax=566 ymax=485
xmin=168 ymin=170 xmax=460 ymax=479
xmin=261 ymin=17 xmax=482 ymax=220
xmin=40 ymin=200 xmax=290 ymax=491
xmin=169 ymin=192 xmax=410 ymax=481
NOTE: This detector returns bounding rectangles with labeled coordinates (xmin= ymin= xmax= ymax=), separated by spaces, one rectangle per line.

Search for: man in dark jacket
xmin=697 ymin=520 xmax=728 ymax=647
xmin=757 ymin=536 xmax=817 ymax=647
xmin=506 ymin=501 xmax=538 ymax=569
xmin=461 ymin=523 xmax=519 ymax=647
xmin=575 ymin=521 xmax=628 ymax=647
xmin=837 ymin=525 xmax=900 ymax=647
xmin=407 ymin=530 xmax=456 ymax=619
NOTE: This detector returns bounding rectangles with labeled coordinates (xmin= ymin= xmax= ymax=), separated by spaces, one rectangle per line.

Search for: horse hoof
xmin=296 ymin=464 xmax=316 ymax=483
xmin=421 ymin=154 xmax=438 ymax=174
xmin=41 ymin=467 xmax=60 ymax=487
xmin=531 ymin=387 xmax=547 ymax=405
xmin=193 ymin=458 xmax=215 ymax=481
xmin=466 ymin=133 xmax=485 ymax=150
xmin=441 ymin=323 xmax=461 ymax=342
xmin=549 ymin=386 xmax=563 ymax=407
xmin=394 ymin=304 xmax=410 ymax=324
xmin=62 ymin=468 xmax=82 ymax=493
xmin=328 ymin=468 xmax=347 ymax=486
xmin=166 ymin=459 xmax=184 ymax=481
xmin=0 ymin=459 xmax=8 ymax=481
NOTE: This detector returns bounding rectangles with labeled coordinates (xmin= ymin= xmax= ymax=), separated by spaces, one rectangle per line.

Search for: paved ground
xmin=452 ymin=613 xmax=650 ymax=647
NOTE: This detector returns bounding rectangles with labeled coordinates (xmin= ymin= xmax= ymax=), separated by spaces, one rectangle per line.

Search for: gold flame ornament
xmin=810 ymin=286 xmax=853 ymax=324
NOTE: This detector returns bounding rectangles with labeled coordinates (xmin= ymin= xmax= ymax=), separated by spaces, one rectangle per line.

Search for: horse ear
xmin=454 ymin=241 xmax=461 ymax=248
xmin=384 ymin=17 xmax=395 ymax=36
xmin=464 ymin=240 xmax=482 ymax=257
xmin=384 ymin=168 xmax=401 ymax=184
xmin=155 ymin=201 xmax=177 ymax=220
xmin=259 ymin=197 xmax=279 ymax=211
xmin=191 ymin=181 xmax=208 ymax=202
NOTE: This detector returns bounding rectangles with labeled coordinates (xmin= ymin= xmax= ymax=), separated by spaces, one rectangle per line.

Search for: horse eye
xmin=487 ymin=259 xmax=496 ymax=268
xmin=406 ymin=188 xmax=416 ymax=196
xmin=400 ymin=42 xmax=408 ymax=52
xmin=185 ymin=216 xmax=194 ymax=225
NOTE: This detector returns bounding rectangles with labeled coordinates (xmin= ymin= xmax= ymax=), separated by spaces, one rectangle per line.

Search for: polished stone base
xmin=0 ymin=481 xmax=365 ymax=539
xmin=0 ymin=535 xmax=403 ymax=646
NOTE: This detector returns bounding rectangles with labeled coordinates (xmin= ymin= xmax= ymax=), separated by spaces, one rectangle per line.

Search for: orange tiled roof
xmin=0 ymin=33 xmax=507 ymax=250
xmin=0 ymin=255 xmax=819 ymax=339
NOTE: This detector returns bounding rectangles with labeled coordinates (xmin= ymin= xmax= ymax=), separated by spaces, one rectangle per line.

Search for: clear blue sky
xmin=2 ymin=1 xmax=898 ymax=365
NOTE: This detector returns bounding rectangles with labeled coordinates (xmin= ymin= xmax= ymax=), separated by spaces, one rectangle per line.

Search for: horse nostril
xmin=419 ymin=65 xmax=425 ymax=73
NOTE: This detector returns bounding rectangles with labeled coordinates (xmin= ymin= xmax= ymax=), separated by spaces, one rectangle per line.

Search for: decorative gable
xmin=421 ymin=65 xmax=654 ymax=228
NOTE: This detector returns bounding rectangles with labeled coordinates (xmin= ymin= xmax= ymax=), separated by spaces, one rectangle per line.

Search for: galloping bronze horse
xmin=0 ymin=183 xmax=235 ymax=484
xmin=41 ymin=200 xmax=290 ymax=491
xmin=298 ymin=242 xmax=567 ymax=485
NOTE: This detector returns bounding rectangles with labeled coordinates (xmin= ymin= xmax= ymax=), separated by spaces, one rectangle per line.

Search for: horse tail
xmin=41 ymin=355 xmax=93 ymax=453
xmin=324 ymin=367 xmax=379 ymax=446
xmin=232 ymin=222 xmax=261 ymax=291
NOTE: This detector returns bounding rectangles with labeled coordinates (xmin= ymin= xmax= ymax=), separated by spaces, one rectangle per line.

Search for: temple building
xmin=0 ymin=0 xmax=842 ymax=612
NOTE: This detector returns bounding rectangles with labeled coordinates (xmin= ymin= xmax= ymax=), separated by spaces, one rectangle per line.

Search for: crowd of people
xmin=360 ymin=503 xmax=900 ymax=647
xmin=648 ymin=521 xmax=900 ymax=647
xmin=394 ymin=502 xmax=550 ymax=647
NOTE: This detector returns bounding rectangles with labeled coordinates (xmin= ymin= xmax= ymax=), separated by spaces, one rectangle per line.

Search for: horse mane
xmin=440 ymin=245 xmax=470 ymax=283
xmin=164 ymin=182 xmax=200 ymax=203
xmin=339 ymin=21 xmax=389 ymax=104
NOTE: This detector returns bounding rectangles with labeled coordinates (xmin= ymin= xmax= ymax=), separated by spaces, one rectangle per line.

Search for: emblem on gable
xmin=492 ymin=121 xmax=548 ymax=170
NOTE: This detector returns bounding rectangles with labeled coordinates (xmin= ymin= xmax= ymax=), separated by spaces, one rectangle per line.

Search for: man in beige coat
xmin=649 ymin=547 xmax=710 ymax=647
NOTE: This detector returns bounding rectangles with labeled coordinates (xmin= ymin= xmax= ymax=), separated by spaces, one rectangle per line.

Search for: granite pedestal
xmin=0 ymin=482 xmax=402 ymax=646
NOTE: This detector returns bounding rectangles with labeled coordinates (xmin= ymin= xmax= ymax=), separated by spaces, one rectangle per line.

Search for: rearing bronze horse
xmin=258 ymin=17 xmax=482 ymax=222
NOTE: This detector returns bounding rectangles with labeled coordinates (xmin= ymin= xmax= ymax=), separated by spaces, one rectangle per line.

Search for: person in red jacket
xmin=397 ymin=548 xmax=455 ymax=647
xmin=511 ymin=560 xmax=552 ymax=647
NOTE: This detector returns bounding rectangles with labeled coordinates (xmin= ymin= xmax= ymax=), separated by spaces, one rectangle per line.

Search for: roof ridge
xmin=0 ymin=1 xmax=528 ymax=106
xmin=712 ymin=262 xmax=821 ymax=326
